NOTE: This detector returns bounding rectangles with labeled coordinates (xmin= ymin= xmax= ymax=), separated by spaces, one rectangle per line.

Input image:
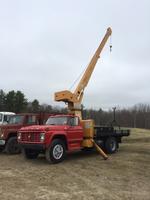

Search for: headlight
xmin=0 ymin=128 xmax=4 ymax=138
xmin=40 ymin=133 xmax=45 ymax=142
xmin=18 ymin=132 xmax=22 ymax=140
xmin=0 ymin=133 xmax=4 ymax=138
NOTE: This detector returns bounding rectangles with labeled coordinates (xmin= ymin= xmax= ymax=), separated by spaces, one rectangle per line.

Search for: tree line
xmin=0 ymin=89 xmax=150 ymax=129
xmin=82 ymin=104 xmax=150 ymax=129
xmin=0 ymin=89 xmax=66 ymax=114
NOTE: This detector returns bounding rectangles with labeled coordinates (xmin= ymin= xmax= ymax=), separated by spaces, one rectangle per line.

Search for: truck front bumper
xmin=20 ymin=143 xmax=45 ymax=151
xmin=0 ymin=139 xmax=5 ymax=146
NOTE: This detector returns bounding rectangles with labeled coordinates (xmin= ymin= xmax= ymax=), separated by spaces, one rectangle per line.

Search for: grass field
xmin=0 ymin=128 xmax=150 ymax=200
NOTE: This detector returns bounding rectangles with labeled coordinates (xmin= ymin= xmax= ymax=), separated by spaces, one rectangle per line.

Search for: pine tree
xmin=15 ymin=91 xmax=27 ymax=113
xmin=5 ymin=90 xmax=16 ymax=112
xmin=0 ymin=89 xmax=6 ymax=111
xmin=31 ymin=99 xmax=40 ymax=113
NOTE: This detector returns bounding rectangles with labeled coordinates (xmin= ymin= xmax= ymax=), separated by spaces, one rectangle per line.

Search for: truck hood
xmin=20 ymin=125 xmax=68 ymax=132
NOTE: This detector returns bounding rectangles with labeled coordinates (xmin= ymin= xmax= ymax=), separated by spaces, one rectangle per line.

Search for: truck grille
xmin=21 ymin=132 xmax=40 ymax=142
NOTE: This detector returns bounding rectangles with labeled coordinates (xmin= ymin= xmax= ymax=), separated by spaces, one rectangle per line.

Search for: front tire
xmin=23 ymin=149 xmax=39 ymax=159
xmin=46 ymin=139 xmax=66 ymax=164
xmin=104 ymin=137 xmax=118 ymax=154
xmin=5 ymin=137 xmax=21 ymax=154
xmin=0 ymin=147 xmax=4 ymax=152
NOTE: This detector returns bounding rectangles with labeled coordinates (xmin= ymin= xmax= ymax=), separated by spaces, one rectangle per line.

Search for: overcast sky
xmin=0 ymin=0 xmax=150 ymax=110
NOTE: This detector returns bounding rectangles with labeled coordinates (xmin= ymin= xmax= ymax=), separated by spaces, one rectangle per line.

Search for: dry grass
xmin=0 ymin=128 xmax=150 ymax=200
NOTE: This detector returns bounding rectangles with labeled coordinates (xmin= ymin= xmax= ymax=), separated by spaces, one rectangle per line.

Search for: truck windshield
xmin=8 ymin=115 xmax=24 ymax=124
xmin=46 ymin=117 xmax=68 ymax=125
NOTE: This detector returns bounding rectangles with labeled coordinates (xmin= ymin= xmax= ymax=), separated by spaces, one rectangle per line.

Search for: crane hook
xmin=109 ymin=35 xmax=112 ymax=52
xmin=110 ymin=45 xmax=112 ymax=52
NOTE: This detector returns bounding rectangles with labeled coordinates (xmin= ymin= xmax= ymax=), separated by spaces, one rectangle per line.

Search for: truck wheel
xmin=0 ymin=147 xmax=4 ymax=152
xmin=46 ymin=139 xmax=66 ymax=164
xmin=104 ymin=137 xmax=118 ymax=154
xmin=5 ymin=137 xmax=21 ymax=154
xmin=23 ymin=149 xmax=39 ymax=159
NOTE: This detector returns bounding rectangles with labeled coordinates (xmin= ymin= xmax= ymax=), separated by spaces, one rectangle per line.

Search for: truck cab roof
xmin=0 ymin=112 xmax=15 ymax=115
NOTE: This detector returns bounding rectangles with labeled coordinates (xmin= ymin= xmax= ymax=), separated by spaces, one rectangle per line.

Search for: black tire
xmin=0 ymin=147 xmax=4 ymax=152
xmin=104 ymin=137 xmax=118 ymax=154
xmin=23 ymin=149 xmax=39 ymax=159
xmin=46 ymin=139 xmax=66 ymax=164
xmin=5 ymin=137 xmax=21 ymax=154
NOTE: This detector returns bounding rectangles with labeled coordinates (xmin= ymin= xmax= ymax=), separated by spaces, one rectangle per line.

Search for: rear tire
xmin=104 ymin=137 xmax=118 ymax=154
xmin=23 ymin=149 xmax=39 ymax=159
xmin=5 ymin=137 xmax=21 ymax=154
xmin=46 ymin=139 xmax=66 ymax=164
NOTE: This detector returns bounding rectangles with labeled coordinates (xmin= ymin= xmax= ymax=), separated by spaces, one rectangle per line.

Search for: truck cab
xmin=0 ymin=113 xmax=50 ymax=154
xmin=18 ymin=115 xmax=84 ymax=163
xmin=0 ymin=112 xmax=15 ymax=125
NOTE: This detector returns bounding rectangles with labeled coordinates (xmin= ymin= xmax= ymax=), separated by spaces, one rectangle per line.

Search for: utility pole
xmin=112 ymin=107 xmax=116 ymax=123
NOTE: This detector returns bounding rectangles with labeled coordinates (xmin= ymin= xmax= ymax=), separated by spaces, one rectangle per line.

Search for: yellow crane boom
xmin=55 ymin=27 xmax=112 ymax=118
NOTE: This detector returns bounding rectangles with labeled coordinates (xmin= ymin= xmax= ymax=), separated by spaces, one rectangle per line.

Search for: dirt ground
xmin=0 ymin=128 xmax=150 ymax=200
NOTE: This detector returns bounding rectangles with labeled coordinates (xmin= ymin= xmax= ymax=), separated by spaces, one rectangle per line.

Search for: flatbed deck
xmin=94 ymin=126 xmax=130 ymax=138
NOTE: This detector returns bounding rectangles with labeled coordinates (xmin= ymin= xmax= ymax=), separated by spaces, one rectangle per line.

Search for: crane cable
xmin=69 ymin=65 xmax=88 ymax=90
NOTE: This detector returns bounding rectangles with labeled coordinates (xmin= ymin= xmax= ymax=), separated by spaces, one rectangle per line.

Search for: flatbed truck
xmin=18 ymin=27 xmax=130 ymax=163
xmin=18 ymin=114 xmax=129 ymax=163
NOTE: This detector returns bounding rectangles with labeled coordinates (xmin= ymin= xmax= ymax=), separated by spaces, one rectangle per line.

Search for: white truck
xmin=0 ymin=112 xmax=15 ymax=125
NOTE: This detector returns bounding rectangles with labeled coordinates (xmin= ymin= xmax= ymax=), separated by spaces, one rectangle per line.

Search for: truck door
xmin=67 ymin=116 xmax=83 ymax=150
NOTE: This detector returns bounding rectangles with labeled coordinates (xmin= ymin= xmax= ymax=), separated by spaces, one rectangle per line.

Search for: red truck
xmin=18 ymin=114 xmax=130 ymax=164
xmin=0 ymin=113 xmax=50 ymax=154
